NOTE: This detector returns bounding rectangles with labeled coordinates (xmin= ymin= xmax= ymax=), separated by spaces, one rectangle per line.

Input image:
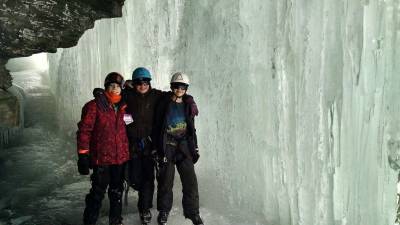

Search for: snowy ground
xmin=0 ymin=71 xmax=257 ymax=225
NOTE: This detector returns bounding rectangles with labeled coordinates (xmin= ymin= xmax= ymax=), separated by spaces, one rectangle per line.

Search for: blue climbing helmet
xmin=132 ymin=67 xmax=151 ymax=81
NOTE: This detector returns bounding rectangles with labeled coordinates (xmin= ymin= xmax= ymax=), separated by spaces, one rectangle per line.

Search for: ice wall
xmin=48 ymin=0 xmax=400 ymax=224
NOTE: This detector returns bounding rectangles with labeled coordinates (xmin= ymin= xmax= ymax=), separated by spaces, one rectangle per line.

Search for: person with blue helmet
xmin=93 ymin=67 xmax=198 ymax=225
xmin=132 ymin=67 xmax=152 ymax=80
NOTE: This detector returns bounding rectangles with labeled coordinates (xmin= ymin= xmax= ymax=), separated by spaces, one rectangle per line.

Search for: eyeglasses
xmin=171 ymin=84 xmax=188 ymax=90
xmin=134 ymin=80 xmax=150 ymax=86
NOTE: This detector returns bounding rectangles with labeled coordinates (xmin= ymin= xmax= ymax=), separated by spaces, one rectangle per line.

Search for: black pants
xmin=137 ymin=155 xmax=155 ymax=212
xmin=128 ymin=137 xmax=156 ymax=213
xmin=83 ymin=164 xmax=125 ymax=225
xmin=157 ymin=140 xmax=199 ymax=218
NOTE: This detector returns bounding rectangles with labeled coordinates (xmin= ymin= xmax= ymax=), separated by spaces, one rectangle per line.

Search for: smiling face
xmin=134 ymin=81 xmax=150 ymax=94
xmin=172 ymin=86 xmax=186 ymax=98
xmin=171 ymin=82 xmax=188 ymax=99
xmin=106 ymin=83 xmax=121 ymax=95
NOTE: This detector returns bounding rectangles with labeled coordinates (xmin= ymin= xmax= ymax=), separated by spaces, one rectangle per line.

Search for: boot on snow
xmin=109 ymin=217 xmax=123 ymax=225
xmin=157 ymin=211 xmax=169 ymax=225
xmin=140 ymin=210 xmax=152 ymax=224
xmin=189 ymin=214 xmax=204 ymax=225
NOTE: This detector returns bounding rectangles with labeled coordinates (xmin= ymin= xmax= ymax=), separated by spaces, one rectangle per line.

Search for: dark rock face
xmin=0 ymin=88 xmax=20 ymax=127
xmin=0 ymin=0 xmax=125 ymax=89
xmin=0 ymin=59 xmax=12 ymax=89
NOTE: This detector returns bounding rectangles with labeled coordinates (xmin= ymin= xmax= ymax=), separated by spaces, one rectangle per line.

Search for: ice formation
xmin=45 ymin=0 xmax=400 ymax=224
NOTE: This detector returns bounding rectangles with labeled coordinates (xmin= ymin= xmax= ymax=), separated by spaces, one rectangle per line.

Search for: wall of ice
xmin=47 ymin=0 xmax=400 ymax=224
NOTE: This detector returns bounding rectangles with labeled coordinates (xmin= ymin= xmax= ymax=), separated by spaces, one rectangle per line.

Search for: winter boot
xmin=189 ymin=214 xmax=204 ymax=225
xmin=157 ymin=211 xmax=169 ymax=225
xmin=140 ymin=210 xmax=152 ymax=224
xmin=109 ymin=216 xmax=123 ymax=225
xmin=83 ymin=186 xmax=106 ymax=225
xmin=109 ymin=217 xmax=123 ymax=225
xmin=108 ymin=186 xmax=123 ymax=225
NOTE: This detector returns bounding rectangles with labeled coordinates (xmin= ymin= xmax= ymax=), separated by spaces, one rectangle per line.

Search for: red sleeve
xmin=76 ymin=101 xmax=97 ymax=154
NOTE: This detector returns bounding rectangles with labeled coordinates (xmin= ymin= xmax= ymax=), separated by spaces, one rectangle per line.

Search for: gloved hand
xmin=92 ymin=88 xmax=109 ymax=112
xmin=124 ymin=80 xmax=134 ymax=89
xmin=156 ymin=152 xmax=168 ymax=164
xmin=192 ymin=149 xmax=200 ymax=164
xmin=93 ymin=87 xmax=104 ymax=98
xmin=77 ymin=154 xmax=91 ymax=175
xmin=150 ymin=149 xmax=158 ymax=160
xmin=183 ymin=95 xmax=199 ymax=117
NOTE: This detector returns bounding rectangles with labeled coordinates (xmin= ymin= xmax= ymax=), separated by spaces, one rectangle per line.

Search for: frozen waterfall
xmin=43 ymin=0 xmax=400 ymax=225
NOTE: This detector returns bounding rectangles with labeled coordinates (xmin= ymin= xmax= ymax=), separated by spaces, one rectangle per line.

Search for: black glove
xmin=77 ymin=154 xmax=90 ymax=175
xmin=150 ymin=149 xmax=158 ymax=160
xmin=92 ymin=88 xmax=110 ymax=112
xmin=192 ymin=149 xmax=200 ymax=164
xmin=156 ymin=152 xmax=168 ymax=164
xmin=124 ymin=80 xmax=134 ymax=89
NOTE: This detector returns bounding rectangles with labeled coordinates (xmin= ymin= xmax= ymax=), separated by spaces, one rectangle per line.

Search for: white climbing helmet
xmin=170 ymin=72 xmax=190 ymax=85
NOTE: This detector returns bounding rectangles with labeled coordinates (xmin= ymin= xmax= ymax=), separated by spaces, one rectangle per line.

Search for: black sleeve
xmin=151 ymin=96 xmax=166 ymax=153
xmin=122 ymin=89 xmax=128 ymax=103
xmin=152 ymin=88 xmax=165 ymax=97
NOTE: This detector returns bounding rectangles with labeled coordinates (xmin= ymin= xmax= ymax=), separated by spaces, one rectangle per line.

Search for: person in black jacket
xmin=94 ymin=67 xmax=198 ymax=225
xmin=153 ymin=72 xmax=203 ymax=225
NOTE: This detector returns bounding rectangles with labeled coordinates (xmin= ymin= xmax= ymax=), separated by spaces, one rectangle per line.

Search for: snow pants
xmin=83 ymin=164 xmax=125 ymax=225
xmin=156 ymin=139 xmax=199 ymax=218
xmin=128 ymin=137 xmax=156 ymax=213
xmin=137 ymin=154 xmax=155 ymax=212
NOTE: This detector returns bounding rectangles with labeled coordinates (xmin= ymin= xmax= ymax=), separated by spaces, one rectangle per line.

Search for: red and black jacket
xmin=76 ymin=100 xmax=130 ymax=165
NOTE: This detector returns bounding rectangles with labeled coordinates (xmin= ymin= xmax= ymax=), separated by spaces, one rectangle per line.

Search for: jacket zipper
xmin=112 ymin=104 xmax=118 ymax=164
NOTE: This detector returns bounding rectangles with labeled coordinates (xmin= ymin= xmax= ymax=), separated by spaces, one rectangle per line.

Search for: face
xmin=172 ymin=86 xmax=187 ymax=97
xmin=106 ymin=83 xmax=121 ymax=95
xmin=134 ymin=81 xmax=150 ymax=94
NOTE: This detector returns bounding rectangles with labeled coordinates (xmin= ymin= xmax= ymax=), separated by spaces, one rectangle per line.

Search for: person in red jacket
xmin=77 ymin=72 xmax=129 ymax=225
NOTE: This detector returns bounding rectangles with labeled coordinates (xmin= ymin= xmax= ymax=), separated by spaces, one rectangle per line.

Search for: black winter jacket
xmin=153 ymin=92 xmax=198 ymax=159
xmin=124 ymin=88 xmax=163 ymax=139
